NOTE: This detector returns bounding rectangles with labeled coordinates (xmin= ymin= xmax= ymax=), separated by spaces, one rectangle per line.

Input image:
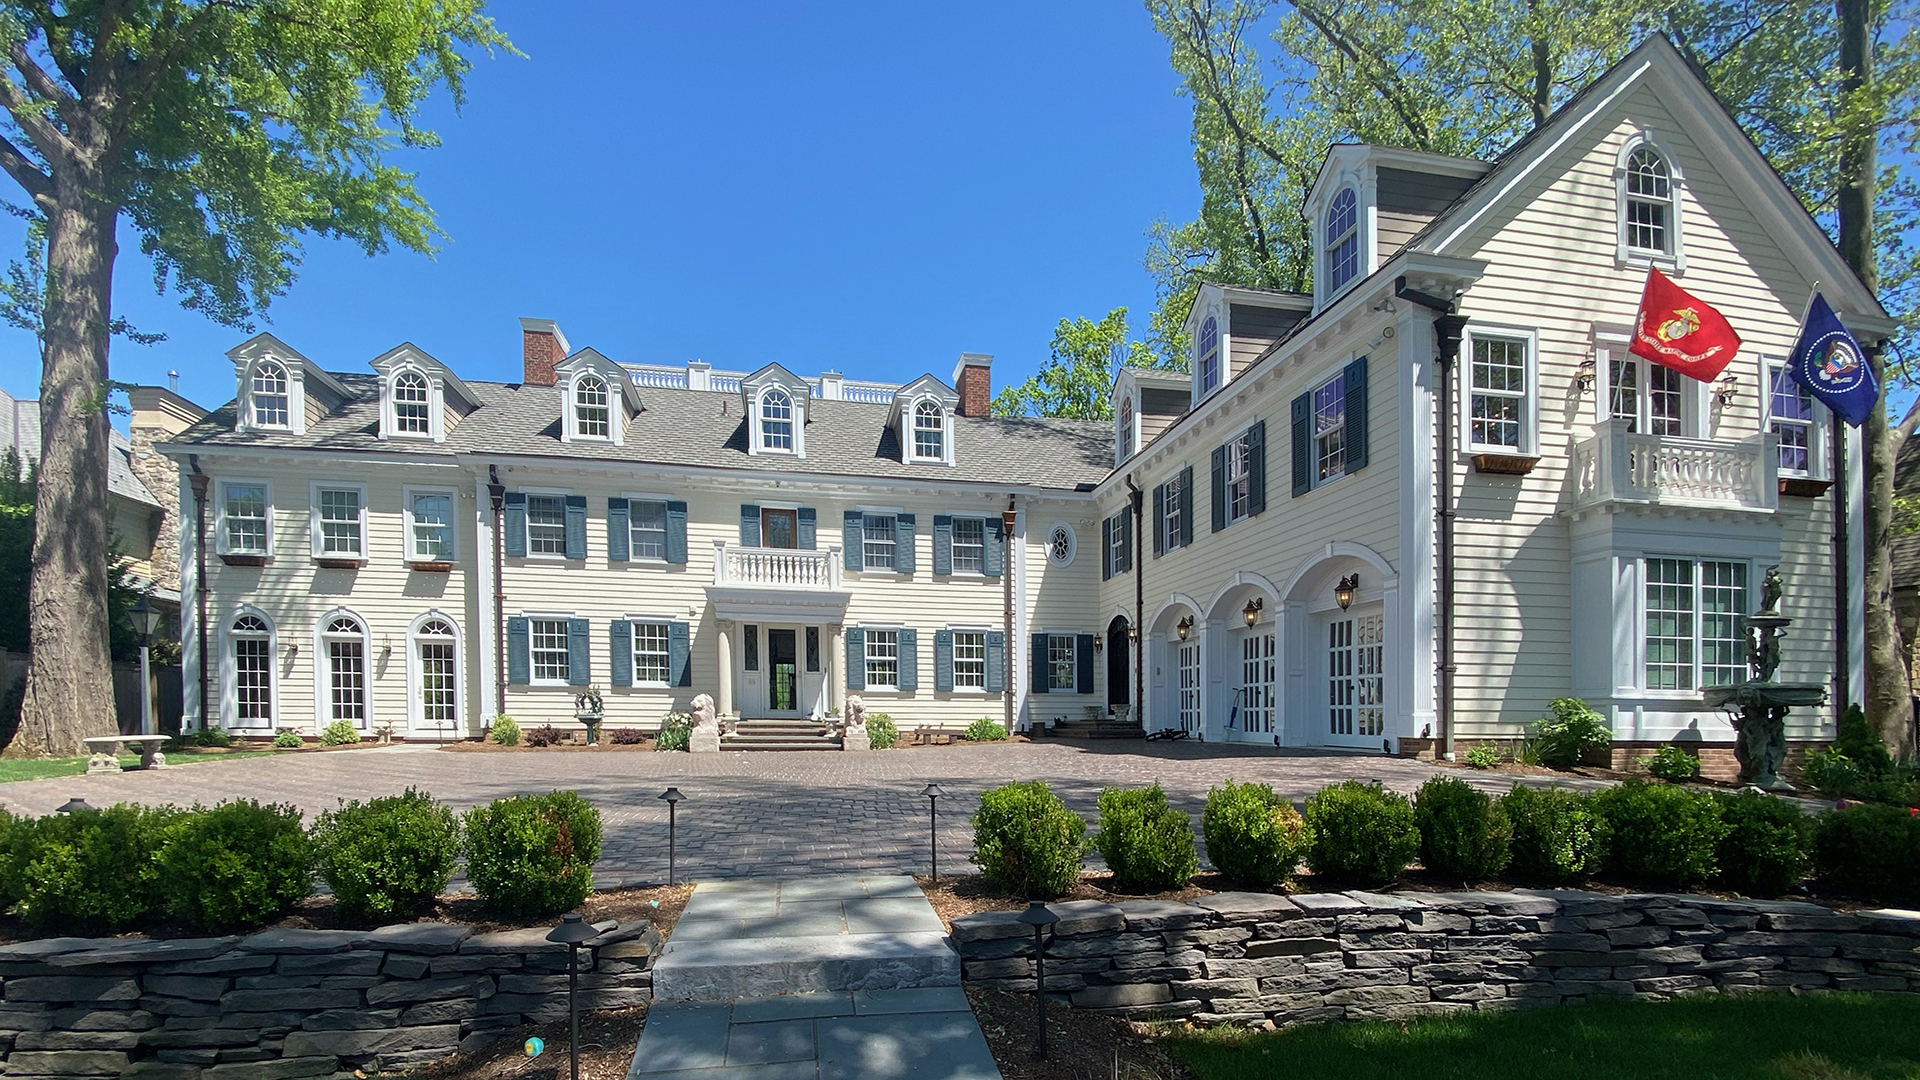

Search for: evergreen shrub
xmin=157 ymin=800 xmax=313 ymax=932
xmin=1713 ymin=789 xmax=1812 ymax=897
xmin=490 ymin=715 xmax=521 ymax=746
xmin=1592 ymin=779 xmax=1727 ymax=888
xmin=1201 ymin=780 xmax=1307 ymax=888
xmin=463 ymin=791 xmax=603 ymax=917
xmin=1302 ymin=781 xmax=1420 ymax=886
xmin=1093 ymin=783 xmax=1197 ymax=892
xmin=1413 ymin=776 xmax=1511 ymax=880
xmin=1813 ymin=802 xmax=1920 ymax=901
xmin=1500 ymin=784 xmax=1605 ymax=883
xmin=312 ymin=788 xmax=460 ymax=921
xmin=972 ymin=780 xmax=1086 ymax=898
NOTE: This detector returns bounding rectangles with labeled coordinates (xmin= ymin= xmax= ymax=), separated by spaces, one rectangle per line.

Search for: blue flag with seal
xmin=1788 ymin=293 xmax=1877 ymax=427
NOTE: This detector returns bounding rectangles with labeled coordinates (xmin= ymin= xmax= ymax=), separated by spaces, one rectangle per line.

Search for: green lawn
xmin=1167 ymin=993 xmax=1920 ymax=1080
xmin=0 ymin=749 xmax=278 ymax=784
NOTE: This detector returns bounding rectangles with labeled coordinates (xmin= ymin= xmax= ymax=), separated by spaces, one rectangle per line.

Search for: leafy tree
xmin=994 ymin=306 xmax=1175 ymax=420
xmin=0 ymin=1 xmax=512 ymax=758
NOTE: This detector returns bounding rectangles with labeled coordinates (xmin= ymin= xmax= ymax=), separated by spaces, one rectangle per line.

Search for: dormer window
xmin=761 ymin=388 xmax=794 ymax=451
xmin=251 ymin=362 xmax=290 ymax=428
xmin=1119 ymin=395 xmax=1134 ymax=458
xmin=393 ymin=372 xmax=431 ymax=435
xmin=1325 ymin=188 xmax=1359 ymax=292
xmin=913 ymin=401 xmax=944 ymax=460
xmin=1197 ymin=317 xmax=1220 ymax=395
xmin=1624 ymin=146 xmax=1672 ymax=253
xmin=575 ymin=374 xmax=611 ymax=439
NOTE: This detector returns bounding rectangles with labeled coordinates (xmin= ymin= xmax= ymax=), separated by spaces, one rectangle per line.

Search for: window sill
xmin=409 ymin=560 xmax=454 ymax=573
xmin=315 ymin=556 xmax=366 ymax=570
xmin=219 ymin=553 xmax=269 ymax=567
xmin=1780 ymin=477 xmax=1834 ymax=498
xmin=1471 ymin=452 xmax=1540 ymax=476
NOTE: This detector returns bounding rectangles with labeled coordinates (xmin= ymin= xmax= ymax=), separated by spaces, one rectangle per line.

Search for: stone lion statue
xmin=690 ymin=693 xmax=718 ymax=731
xmin=844 ymin=695 xmax=866 ymax=729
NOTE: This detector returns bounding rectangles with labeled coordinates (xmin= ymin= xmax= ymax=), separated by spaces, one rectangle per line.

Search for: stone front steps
xmin=720 ymin=719 xmax=843 ymax=751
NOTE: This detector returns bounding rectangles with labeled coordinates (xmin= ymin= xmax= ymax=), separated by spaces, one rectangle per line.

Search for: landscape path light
xmin=920 ymin=783 xmax=945 ymax=880
xmin=1017 ymin=900 xmax=1060 ymax=1060
xmin=659 ymin=787 xmax=686 ymax=884
xmin=55 ymin=797 xmax=94 ymax=815
xmin=546 ymin=913 xmax=601 ymax=1080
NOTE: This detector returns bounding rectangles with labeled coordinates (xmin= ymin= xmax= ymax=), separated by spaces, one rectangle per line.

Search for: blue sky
xmin=0 ymin=0 xmax=1195 ymax=413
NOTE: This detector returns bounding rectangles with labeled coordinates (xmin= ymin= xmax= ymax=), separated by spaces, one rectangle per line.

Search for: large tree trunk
xmin=4 ymin=186 xmax=120 ymax=759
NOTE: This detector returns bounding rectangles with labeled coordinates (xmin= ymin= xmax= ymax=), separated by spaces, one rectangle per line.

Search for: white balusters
xmin=711 ymin=543 xmax=844 ymax=590
xmin=1571 ymin=420 xmax=1776 ymax=512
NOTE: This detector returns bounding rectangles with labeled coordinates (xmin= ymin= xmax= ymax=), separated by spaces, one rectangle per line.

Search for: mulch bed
xmin=967 ymin=987 xmax=1193 ymax=1080
xmin=402 ymin=1003 xmax=649 ymax=1079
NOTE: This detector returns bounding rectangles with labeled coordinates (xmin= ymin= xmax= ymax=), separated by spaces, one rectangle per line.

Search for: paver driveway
xmin=0 ymin=741 xmax=1607 ymax=884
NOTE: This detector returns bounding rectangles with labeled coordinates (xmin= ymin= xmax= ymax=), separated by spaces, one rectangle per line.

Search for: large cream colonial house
xmin=165 ymin=38 xmax=1894 ymax=758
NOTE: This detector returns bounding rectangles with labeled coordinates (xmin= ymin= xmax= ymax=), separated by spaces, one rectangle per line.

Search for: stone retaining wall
xmin=950 ymin=890 xmax=1920 ymax=1024
xmin=0 ymin=920 xmax=658 ymax=1078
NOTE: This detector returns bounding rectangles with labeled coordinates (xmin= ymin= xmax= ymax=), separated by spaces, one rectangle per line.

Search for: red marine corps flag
xmin=1630 ymin=267 xmax=1743 ymax=382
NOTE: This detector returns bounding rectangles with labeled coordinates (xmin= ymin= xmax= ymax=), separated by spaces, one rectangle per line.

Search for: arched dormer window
xmin=574 ymin=374 xmax=611 ymax=439
xmin=1617 ymin=134 xmax=1684 ymax=267
xmin=251 ymin=361 xmax=290 ymax=428
xmin=760 ymin=388 xmax=794 ymax=451
xmin=392 ymin=371 xmax=431 ymax=435
xmin=1325 ymin=188 xmax=1359 ymax=293
xmin=913 ymin=400 xmax=944 ymax=460
xmin=1197 ymin=317 xmax=1221 ymax=396
xmin=1119 ymin=395 xmax=1135 ymax=459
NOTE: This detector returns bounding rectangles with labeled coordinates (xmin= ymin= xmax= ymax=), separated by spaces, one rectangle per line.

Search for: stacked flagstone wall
xmin=0 ymin=920 xmax=658 ymax=1078
xmin=950 ymin=890 xmax=1920 ymax=1023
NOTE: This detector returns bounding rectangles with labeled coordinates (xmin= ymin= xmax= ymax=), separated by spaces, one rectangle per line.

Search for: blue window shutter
xmin=1179 ymin=467 xmax=1195 ymax=548
xmin=843 ymin=511 xmax=862 ymax=573
xmin=507 ymin=616 xmax=530 ymax=685
xmin=607 ymin=498 xmax=630 ymax=562
xmin=797 ymin=507 xmax=816 ymax=550
xmin=739 ymin=504 xmax=760 ymax=547
xmin=670 ymin=621 xmax=691 ymax=687
xmin=1031 ymin=633 xmax=1050 ymax=693
xmin=846 ymin=626 xmax=865 ymax=691
xmin=1076 ymin=634 xmax=1095 ymax=694
xmin=564 ymin=496 xmax=587 ymax=560
xmin=1291 ymin=392 xmax=1313 ymax=497
xmin=897 ymin=628 xmax=918 ymax=691
xmin=566 ymin=618 xmax=590 ymax=685
xmin=934 ymin=628 xmax=954 ymax=692
xmin=609 ymin=620 xmax=633 ymax=686
xmin=666 ymin=501 xmax=689 ymax=564
xmin=504 ymin=493 xmax=527 ymax=558
xmin=1345 ymin=358 xmax=1369 ymax=471
xmin=985 ymin=631 xmax=1006 ymax=693
xmin=1101 ymin=516 xmax=1112 ymax=581
xmin=1247 ymin=421 xmax=1267 ymax=516
xmin=933 ymin=515 xmax=953 ymax=576
xmin=1211 ymin=444 xmax=1228 ymax=533
xmin=895 ymin=514 xmax=916 ymax=574
xmin=984 ymin=517 xmax=1004 ymax=576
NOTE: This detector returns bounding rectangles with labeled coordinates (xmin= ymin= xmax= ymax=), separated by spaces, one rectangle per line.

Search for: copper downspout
xmin=188 ymin=462 xmax=210 ymax=733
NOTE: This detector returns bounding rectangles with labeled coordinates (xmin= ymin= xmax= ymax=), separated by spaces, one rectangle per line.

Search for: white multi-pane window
xmin=1469 ymin=335 xmax=1529 ymax=451
xmin=761 ymin=389 xmax=794 ymax=451
xmin=1108 ymin=510 xmax=1128 ymax=573
xmin=953 ymin=631 xmax=986 ymax=689
xmin=324 ymin=615 xmax=367 ymax=724
xmin=252 ymin=362 xmax=290 ymax=428
xmin=1161 ymin=474 xmax=1185 ymax=552
xmin=1325 ymin=188 xmax=1359 ymax=292
xmin=913 ymin=401 xmax=943 ymax=460
xmin=526 ymin=495 xmax=567 ymax=555
xmin=232 ymin=614 xmax=272 ymax=723
xmin=951 ymin=517 xmax=984 ymax=574
xmin=1769 ymin=365 xmax=1817 ymax=475
xmin=631 ymin=500 xmax=669 ymax=560
xmin=393 ymin=372 xmax=431 ymax=435
xmin=410 ymin=491 xmax=453 ymax=560
xmin=223 ymin=483 xmax=268 ymax=554
xmin=1177 ymin=642 xmax=1200 ymax=733
xmin=416 ymin=619 xmax=458 ymax=728
xmin=1119 ymin=396 xmax=1134 ymax=458
xmin=1240 ymin=632 xmax=1275 ymax=734
xmin=316 ymin=487 xmax=363 ymax=555
xmin=1225 ymin=432 xmax=1251 ymax=524
xmin=530 ymin=619 xmax=571 ymax=683
xmin=1314 ymin=377 xmax=1347 ymax=481
xmin=575 ymin=375 xmax=611 ymax=438
xmin=632 ymin=621 xmax=671 ymax=685
xmin=1644 ymin=558 xmax=1748 ymax=691
xmin=1048 ymin=635 xmax=1076 ymax=693
xmin=1610 ymin=357 xmax=1683 ymax=436
xmin=862 ymin=514 xmax=896 ymax=571
xmin=1197 ymin=317 xmax=1220 ymax=395
xmin=1624 ymin=146 xmax=1673 ymax=254
xmin=865 ymin=629 xmax=899 ymax=688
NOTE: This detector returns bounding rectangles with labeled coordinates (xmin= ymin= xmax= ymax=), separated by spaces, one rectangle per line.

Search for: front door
xmin=1324 ymin=607 xmax=1385 ymax=748
xmin=768 ymin=628 xmax=798 ymax=713
xmin=761 ymin=509 xmax=798 ymax=550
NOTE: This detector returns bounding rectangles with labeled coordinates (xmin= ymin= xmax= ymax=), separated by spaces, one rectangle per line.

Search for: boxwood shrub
xmin=1713 ymin=789 xmax=1811 ymax=897
xmin=312 ymin=788 xmax=460 ymax=921
xmin=319 ymin=719 xmax=360 ymax=746
xmin=1500 ymin=784 xmax=1605 ymax=884
xmin=0 ymin=803 xmax=178 ymax=930
xmin=489 ymin=715 xmax=521 ymax=746
xmin=1592 ymin=779 xmax=1727 ymax=888
xmin=1413 ymin=776 xmax=1511 ymax=880
xmin=971 ymin=780 xmax=1086 ymax=898
xmin=157 ymin=800 xmax=313 ymax=932
xmin=1302 ymin=781 xmax=1419 ymax=886
xmin=865 ymin=712 xmax=899 ymax=749
xmin=1202 ymin=780 xmax=1307 ymax=888
xmin=1813 ymin=802 xmax=1920 ymax=901
xmin=463 ymin=791 xmax=603 ymax=917
xmin=1092 ymin=783 xmax=1197 ymax=893
xmin=963 ymin=717 xmax=1008 ymax=742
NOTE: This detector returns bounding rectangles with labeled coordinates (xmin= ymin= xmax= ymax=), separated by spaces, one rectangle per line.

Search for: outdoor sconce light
xmin=1092 ymin=635 xmax=1103 ymax=653
xmin=1714 ymin=373 xmax=1739 ymax=407
xmin=1242 ymin=597 xmax=1264 ymax=627
xmin=546 ymin=913 xmax=601 ymax=1080
xmin=1335 ymin=573 xmax=1359 ymax=611
xmin=1576 ymin=359 xmax=1596 ymax=394
xmin=1017 ymin=900 xmax=1060 ymax=1059
xmin=1176 ymin=615 xmax=1194 ymax=641
xmin=658 ymin=787 xmax=686 ymax=885
xmin=56 ymin=797 xmax=94 ymax=815
xmin=1127 ymin=625 xmax=1139 ymax=643
xmin=921 ymin=783 xmax=945 ymax=880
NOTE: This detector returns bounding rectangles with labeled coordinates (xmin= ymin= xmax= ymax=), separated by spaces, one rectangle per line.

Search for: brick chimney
xmin=519 ymin=317 xmax=570 ymax=387
xmin=952 ymin=353 xmax=993 ymax=417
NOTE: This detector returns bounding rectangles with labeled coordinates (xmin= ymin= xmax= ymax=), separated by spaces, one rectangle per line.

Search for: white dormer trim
xmin=228 ymin=333 xmax=345 ymax=437
xmin=741 ymin=362 xmax=811 ymax=458
xmin=1309 ymin=151 xmax=1375 ymax=313
xmin=556 ymin=348 xmax=640 ymax=447
xmin=1614 ymin=126 xmax=1687 ymax=273
xmin=370 ymin=342 xmax=477 ymax=444
xmin=891 ymin=373 xmax=959 ymax=466
xmin=1112 ymin=369 xmax=1140 ymax=467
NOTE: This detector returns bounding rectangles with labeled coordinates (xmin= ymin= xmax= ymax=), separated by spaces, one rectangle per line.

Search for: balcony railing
xmin=1569 ymin=420 xmax=1777 ymax=513
xmin=711 ymin=541 xmax=844 ymax=590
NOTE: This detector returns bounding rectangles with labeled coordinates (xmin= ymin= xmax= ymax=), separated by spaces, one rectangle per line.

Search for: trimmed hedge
xmin=0 ymin=803 xmax=178 ymax=930
xmin=1814 ymin=802 xmax=1920 ymax=901
xmin=1714 ymin=789 xmax=1811 ymax=898
xmin=972 ymin=781 xmax=1086 ymax=898
xmin=1302 ymin=781 xmax=1419 ymax=886
xmin=1413 ymin=776 xmax=1511 ymax=880
xmin=1202 ymin=780 xmax=1307 ymax=888
xmin=1092 ymin=783 xmax=1197 ymax=893
xmin=1592 ymin=780 xmax=1727 ymax=888
xmin=157 ymin=800 xmax=313 ymax=932
xmin=313 ymin=788 xmax=461 ymax=921
xmin=1500 ymin=784 xmax=1606 ymax=884
xmin=463 ymin=791 xmax=603 ymax=918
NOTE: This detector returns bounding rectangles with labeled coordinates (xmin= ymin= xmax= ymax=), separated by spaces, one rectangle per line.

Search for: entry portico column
xmin=827 ymin=624 xmax=844 ymax=714
xmin=716 ymin=620 xmax=735 ymax=719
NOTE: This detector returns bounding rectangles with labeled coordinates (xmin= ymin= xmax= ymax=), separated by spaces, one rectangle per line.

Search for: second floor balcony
xmin=711 ymin=541 xmax=845 ymax=590
xmin=1569 ymin=420 xmax=1778 ymax=515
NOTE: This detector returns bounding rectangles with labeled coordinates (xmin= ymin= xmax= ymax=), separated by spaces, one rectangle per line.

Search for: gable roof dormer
xmin=228 ymin=333 xmax=350 ymax=435
xmin=370 ymin=342 xmax=478 ymax=443
xmin=740 ymin=362 xmax=811 ymax=458
xmin=1111 ymin=367 xmax=1192 ymax=466
xmin=556 ymin=348 xmax=642 ymax=446
xmin=889 ymin=373 xmax=959 ymax=466
xmin=1182 ymin=283 xmax=1312 ymax=404
xmin=1305 ymin=144 xmax=1488 ymax=313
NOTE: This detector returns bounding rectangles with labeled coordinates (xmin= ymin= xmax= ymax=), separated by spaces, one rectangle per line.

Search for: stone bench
xmin=81 ymin=734 xmax=170 ymax=774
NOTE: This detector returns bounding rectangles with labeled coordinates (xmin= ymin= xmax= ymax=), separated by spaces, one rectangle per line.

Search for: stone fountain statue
xmin=1702 ymin=565 xmax=1825 ymax=791
xmin=575 ymin=685 xmax=604 ymax=746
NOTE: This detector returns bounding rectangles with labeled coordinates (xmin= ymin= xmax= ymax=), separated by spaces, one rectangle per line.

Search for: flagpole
xmin=1835 ymin=408 xmax=1849 ymax=724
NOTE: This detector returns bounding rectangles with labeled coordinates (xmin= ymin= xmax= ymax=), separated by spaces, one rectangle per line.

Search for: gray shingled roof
xmin=2 ymin=388 xmax=162 ymax=508
xmin=171 ymin=373 xmax=1116 ymax=491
